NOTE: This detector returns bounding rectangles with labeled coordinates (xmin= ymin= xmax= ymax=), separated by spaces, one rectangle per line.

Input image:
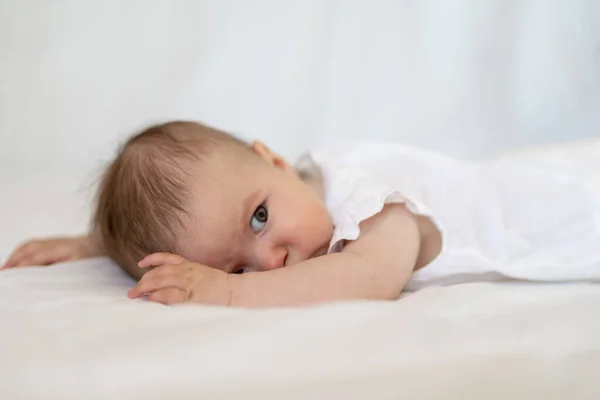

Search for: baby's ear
xmin=251 ymin=141 xmax=291 ymax=171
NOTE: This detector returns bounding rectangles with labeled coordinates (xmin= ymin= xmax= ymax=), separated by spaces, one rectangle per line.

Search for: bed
xmin=1 ymin=140 xmax=600 ymax=399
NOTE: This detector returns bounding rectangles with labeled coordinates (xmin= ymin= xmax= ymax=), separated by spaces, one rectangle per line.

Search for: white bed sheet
xmin=1 ymin=260 xmax=599 ymax=399
xmin=1 ymin=140 xmax=600 ymax=399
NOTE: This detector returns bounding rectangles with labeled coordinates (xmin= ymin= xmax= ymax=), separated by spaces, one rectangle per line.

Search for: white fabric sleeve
xmin=325 ymin=169 xmax=446 ymax=254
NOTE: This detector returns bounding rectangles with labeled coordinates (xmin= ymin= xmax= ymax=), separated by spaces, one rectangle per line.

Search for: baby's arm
xmin=229 ymin=203 xmax=420 ymax=307
xmin=2 ymin=231 xmax=105 ymax=269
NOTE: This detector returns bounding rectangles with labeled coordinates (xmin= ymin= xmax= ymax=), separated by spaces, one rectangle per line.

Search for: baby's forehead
xmin=185 ymin=152 xmax=265 ymax=207
xmin=189 ymin=148 xmax=264 ymax=185
xmin=180 ymin=176 xmax=250 ymax=265
xmin=186 ymin=156 xmax=251 ymax=206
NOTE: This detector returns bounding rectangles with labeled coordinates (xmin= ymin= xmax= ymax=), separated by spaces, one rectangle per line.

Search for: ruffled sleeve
xmin=295 ymin=151 xmax=446 ymax=255
xmin=326 ymin=167 xmax=446 ymax=254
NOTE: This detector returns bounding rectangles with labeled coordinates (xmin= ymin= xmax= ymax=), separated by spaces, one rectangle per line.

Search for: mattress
xmin=1 ymin=140 xmax=600 ymax=399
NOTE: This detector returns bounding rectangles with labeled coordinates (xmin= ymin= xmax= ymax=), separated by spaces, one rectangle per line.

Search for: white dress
xmin=294 ymin=140 xmax=600 ymax=291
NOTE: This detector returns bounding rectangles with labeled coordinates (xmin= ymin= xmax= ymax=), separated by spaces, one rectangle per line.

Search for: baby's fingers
xmin=21 ymin=247 xmax=72 ymax=267
xmin=2 ymin=241 xmax=41 ymax=269
xmin=12 ymin=252 xmax=50 ymax=268
xmin=4 ymin=246 xmax=70 ymax=269
xmin=148 ymin=288 xmax=187 ymax=305
xmin=128 ymin=273 xmax=188 ymax=299
xmin=1 ymin=254 xmax=20 ymax=269
xmin=138 ymin=252 xmax=186 ymax=269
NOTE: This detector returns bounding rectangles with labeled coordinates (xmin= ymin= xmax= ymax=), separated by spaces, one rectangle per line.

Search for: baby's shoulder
xmin=295 ymin=141 xmax=450 ymax=257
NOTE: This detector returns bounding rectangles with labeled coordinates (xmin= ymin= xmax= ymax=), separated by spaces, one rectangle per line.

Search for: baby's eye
xmin=250 ymin=204 xmax=268 ymax=233
xmin=233 ymin=268 xmax=245 ymax=275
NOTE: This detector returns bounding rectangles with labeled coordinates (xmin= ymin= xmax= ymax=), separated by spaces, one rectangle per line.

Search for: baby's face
xmin=178 ymin=142 xmax=334 ymax=274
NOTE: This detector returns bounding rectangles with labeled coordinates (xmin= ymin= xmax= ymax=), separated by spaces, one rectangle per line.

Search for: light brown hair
xmin=93 ymin=121 xmax=248 ymax=279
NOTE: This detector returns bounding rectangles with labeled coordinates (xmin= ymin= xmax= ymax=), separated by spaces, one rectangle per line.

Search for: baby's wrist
xmin=79 ymin=235 xmax=102 ymax=257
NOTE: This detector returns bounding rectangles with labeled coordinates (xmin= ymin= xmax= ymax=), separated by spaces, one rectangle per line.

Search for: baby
xmin=3 ymin=121 xmax=600 ymax=307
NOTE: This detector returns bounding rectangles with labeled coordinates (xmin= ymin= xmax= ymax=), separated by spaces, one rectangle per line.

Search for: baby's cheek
xmin=289 ymin=200 xmax=333 ymax=254
xmin=309 ymin=210 xmax=334 ymax=244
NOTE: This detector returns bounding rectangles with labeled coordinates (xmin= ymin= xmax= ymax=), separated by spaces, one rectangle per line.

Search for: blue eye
xmin=250 ymin=205 xmax=268 ymax=233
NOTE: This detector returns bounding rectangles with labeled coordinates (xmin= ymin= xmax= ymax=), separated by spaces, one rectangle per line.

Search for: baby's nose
xmin=260 ymin=248 xmax=288 ymax=271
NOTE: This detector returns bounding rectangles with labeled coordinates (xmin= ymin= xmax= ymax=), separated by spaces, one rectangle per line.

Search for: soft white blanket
xmin=1 ymin=259 xmax=599 ymax=399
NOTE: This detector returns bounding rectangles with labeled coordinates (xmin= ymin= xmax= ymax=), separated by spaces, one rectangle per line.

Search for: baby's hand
xmin=128 ymin=253 xmax=232 ymax=306
xmin=2 ymin=236 xmax=95 ymax=270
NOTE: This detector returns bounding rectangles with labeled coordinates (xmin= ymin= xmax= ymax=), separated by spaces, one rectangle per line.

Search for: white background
xmin=0 ymin=0 xmax=599 ymax=252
